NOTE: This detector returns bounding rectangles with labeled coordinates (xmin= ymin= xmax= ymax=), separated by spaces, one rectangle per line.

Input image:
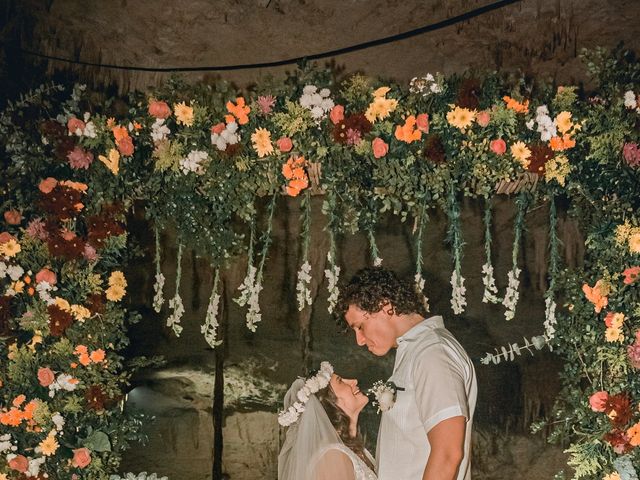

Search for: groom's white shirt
xmin=376 ymin=316 xmax=477 ymax=480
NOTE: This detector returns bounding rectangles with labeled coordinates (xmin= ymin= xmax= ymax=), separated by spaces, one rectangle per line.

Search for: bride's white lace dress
xmin=321 ymin=444 xmax=377 ymax=480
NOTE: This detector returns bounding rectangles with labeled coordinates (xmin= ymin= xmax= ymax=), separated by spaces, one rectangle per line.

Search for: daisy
xmin=510 ymin=141 xmax=531 ymax=168
xmin=251 ymin=128 xmax=274 ymax=158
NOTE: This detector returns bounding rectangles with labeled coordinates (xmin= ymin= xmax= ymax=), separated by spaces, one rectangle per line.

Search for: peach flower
xmin=36 ymin=268 xmax=57 ymax=285
xmin=39 ymin=177 xmax=58 ymax=194
xmin=416 ymin=113 xmax=429 ymax=133
xmin=8 ymin=454 xmax=28 ymax=472
xmin=67 ymin=117 xmax=86 ymax=135
xmin=476 ymin=110 xmax=491 ymax=127
xmin=210 ymin=122 xmax=225 ymax=135
xmin=0 ymin=232 xmax=15 ymax=244
xmin=490 ymin=139 xmax=507 ymax=155
xmin=4 ymin=210 xmax=22 ymax=225
xmin=277 ymin=137 xmax=293 ymax=153
xmin=37 ymin=367 xmax=55 ymax=387
xmin=330 ymin=105 xmax=344 ymax=125
xmin=72 ymin=448 xmax=92 ymax=468
xmin=372 ymin=138 xmax=389 ymax=159
xmin=589 ymin=391 xmax=608 ymax=412
xmin=148 ymin=100 xmax=171 ymax=119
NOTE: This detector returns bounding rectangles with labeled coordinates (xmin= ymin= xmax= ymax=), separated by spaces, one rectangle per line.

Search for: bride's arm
xmin=312 ymin=448 xmax=357 ymax=480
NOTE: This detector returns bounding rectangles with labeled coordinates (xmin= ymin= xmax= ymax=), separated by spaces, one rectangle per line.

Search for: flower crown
xmin=278 ymin=361 xmax=334 ymax=427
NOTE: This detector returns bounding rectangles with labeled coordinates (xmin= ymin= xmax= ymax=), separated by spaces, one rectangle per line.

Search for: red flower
xmin=85 ymin=385 xmax=107 ymax=411
xmin=0 ymin=295 xmax=12 ymax=335
xmin=604 ymin=429 xmax=632 ymax=454
xmin=605 ymin=393 xmax=632 ymax=428
xmin=148 ymin=100 xmax=171 ymax=119
xmin=622 ymin=266 xmax=640 ymax=285
xmin=3 ymin=209 xmax=22 ymax=225
xmin=423 ymin=134 xmax=446 ymax=164
xmin=332 ymin=113 xmax=372 ymax=145
xmin=490 ymin=139 xmax=507 ymax=155
xmin=47 ymin=304 xmax=74 ymax=337
xmin=527 ymin=143 xmax=554 ymax=175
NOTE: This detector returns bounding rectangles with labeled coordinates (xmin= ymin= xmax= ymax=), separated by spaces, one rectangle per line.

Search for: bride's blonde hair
xmin=315 ymin=384 xmax=375 ymax=471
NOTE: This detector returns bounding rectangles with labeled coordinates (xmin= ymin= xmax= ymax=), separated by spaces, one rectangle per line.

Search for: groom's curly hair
xmin=335 ymin=266 xmax=427 ymax=326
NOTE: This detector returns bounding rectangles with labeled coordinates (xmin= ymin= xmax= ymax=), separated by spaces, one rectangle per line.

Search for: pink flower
xmin=38 ymin=367 xmax=55 ymax=386
xmin=416 ymin=113 xmax=429 ymax=133
xmin=623 ymin=143 xmax=640 ymax=168
xmin=490 ymin=139 xmax=507 ymax=155
xmin=628 ymin=341 xmax=640 ymax=369
xmin=589 ymin=391 xmax=609 ymax=412
xmin=67 ymin=146 xmax=94 ymax=170
xmin=61 ymin=229 xmax=77 ymax=241
xmin=148 ymin=100 xmax=171 ymax=119
xmin=372 ymin=138 xmax=389 ymax=159
xmin=476 ymin=110 xmax=491 ymax=127
xmin=211 ymin=122 xmax=225 ymax=135
xmin=39 ymin=177 xmax=58 ymax=194
xmin=67 ymin=117 xmax=86 ymax=135
xmin=83 ymin=244 xmax=98 ymax=261
xmin=0 ymin=232 xmax=15 ymax=244
xmin=26 ymin=218 xmax=48 ymax=240
xmin=345 ymin=128 xmax=362 ymax=146
xmin=8 ymin=454 xmax=28 ymax=473
xmin=72 ymin=448 xmax=92 ymax=468
xmin=117 ymin=136 xmax=134 ymax=157
xmin=4 ymin=209 xmax=22 ymax=225
xmin=36 ymin=268 xmax=57 ymax=285
xmin=623 ymin=266 xmax=640 ymax=285
xmin=256 ymin=95 xmax=276 ymax=115
xmin=330 ymin=105 xmax=345 ymax=125
xmin=277 ymin=137 xmax=293 ymax=153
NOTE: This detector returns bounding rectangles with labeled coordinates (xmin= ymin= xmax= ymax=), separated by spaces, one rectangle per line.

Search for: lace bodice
xmin=328 ymin=444 xmax=377 ymax=480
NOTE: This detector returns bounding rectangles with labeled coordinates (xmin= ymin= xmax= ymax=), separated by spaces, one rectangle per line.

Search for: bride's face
xmin=330 ymin=373 xmax=369 ymax=417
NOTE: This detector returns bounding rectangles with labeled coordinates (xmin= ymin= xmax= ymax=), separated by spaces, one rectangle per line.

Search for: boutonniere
xmin=368 ymin=380 xmax=404 ymax=414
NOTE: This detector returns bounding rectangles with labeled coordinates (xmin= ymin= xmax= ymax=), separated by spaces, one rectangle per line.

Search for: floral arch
xmin=0 ymin=47 xmax=639 ymax=479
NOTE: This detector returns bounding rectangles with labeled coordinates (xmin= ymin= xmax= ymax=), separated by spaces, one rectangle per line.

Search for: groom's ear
xmin=381 ymin=302 xmax=395 ymax=316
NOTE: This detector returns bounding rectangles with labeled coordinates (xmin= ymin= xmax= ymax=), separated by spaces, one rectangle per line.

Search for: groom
xmin=337 ymin=267 xmax=477 ymax=480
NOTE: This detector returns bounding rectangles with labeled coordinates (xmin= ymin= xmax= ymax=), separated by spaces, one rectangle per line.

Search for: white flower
xmin=373 ymin=257 xmax=383 ymax=267
xmin=414 ymin=272 xmax=430 ymax=312
xmin=151 ymin=118 xmax=170 ymax=142
xmin=36 ymin=281 xmax=57 ymax=305
xmin=299 ymin=84 xmax=333 ymax=121
xmin=278 ymin=362 xmax=334 ymax=426
xmin=49 ymin=373 xmax=79 ymax=397
xmin=377 ymin=389 xmax=395 ymax=412
xmin=201 ymin=289 xmax=221 ymax=348
xmin=211 ymin=122 xmax=239 ymax=151
xmin=296 ymin=260 xmax=313 ymax=311
xmin=450 ymin=270 xmax=467 ymax=315
xmin=368 ymin=380 xmax=399 ymax=414
xmin=303 ymin=85 xmax=317 ymax=95
xmin=624 ymin=90 xmax=637 ymax=109
xmin=152 ymin=273 xmax=165 ymax=313
xmin=481 ymin=262 xmax=500 ymax=304
xmin=27 ymin=456 xmax=46 ymax=477
xmin=83 ymin=121 xmax=97 ymax=138
xmin=543 ymin=296 xmax=557 ymax=344
xmin=51 ymin=412 xmax=65 ymax=431
xmin=0 ymin=434 xmax=16 ymax=453
xmin=7 ymin=265 xmax=24 ymax=281
xmin=180 ymin=150 xmax=208 ymax=175
xmin=324 ymin=253 xmax=341 ymax=314
xmin=167 ymin=293 xmax=185 ymax=336
xmin=502 ymin=268 xmax=521 ymax=321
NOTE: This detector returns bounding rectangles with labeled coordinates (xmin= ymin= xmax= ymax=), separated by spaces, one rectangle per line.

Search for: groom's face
xmin=345 ymin=304 xmax=397 ymax=356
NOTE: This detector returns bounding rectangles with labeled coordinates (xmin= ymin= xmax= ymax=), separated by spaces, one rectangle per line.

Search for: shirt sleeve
xmin=412 ymin=340 xmax=470 ymax=433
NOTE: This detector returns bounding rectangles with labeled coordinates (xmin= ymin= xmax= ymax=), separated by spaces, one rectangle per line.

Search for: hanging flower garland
xmin=543 ymin=197 xmax=560 ymax=344
xmin=414 ymin=199 xmax=430 ymax=312
xmin=201 ymin=268 xmax=222 ymax=348
xmin=368 ymin=229 xmax=383 ymax=266
xmin=481 ymin=198 xmax=500 ymax=304
xmin=166 ymin=242 xmax=185 ymax=336
xmin=323 ymin=191 xmax=341 ymax=314
xmin=296 ymin=191 xmax=312 ymax=311
xmin=152 ymin=226 xmax=165 ymax=313
xmin=502 ymin=191 xmax=529 ymax=321
xmin=446 ymin=184 xmax=466 ymax=315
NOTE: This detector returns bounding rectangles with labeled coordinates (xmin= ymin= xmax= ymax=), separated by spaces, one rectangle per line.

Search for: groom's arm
xmin=422 ymin=416 xmax=466 ymax=480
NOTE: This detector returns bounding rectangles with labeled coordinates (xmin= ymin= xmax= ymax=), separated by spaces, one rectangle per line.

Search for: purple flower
xmin=256 ymin=95 xmax=276 ymax=116
xmin=623 ymin=142 xmax=640 ymax=168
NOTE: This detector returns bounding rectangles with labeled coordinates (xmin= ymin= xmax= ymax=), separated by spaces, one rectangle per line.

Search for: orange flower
xmin=22 ymin=400 xmax=38 ymax=420
xmin=549 ymin=134 xmax=575 ymax=151
xmin=582 ymin=280 xmax=609 ymax=313
xmin=282 ymin=156 xmax=309 ymax=196
xmin=0 ymin=408 xmax=23 ymax=426
xmin=628 ymin=422 xmax=640 ymax=446
xmin=226 ymin=97 xmax=250 ymax=125
xmin=90 ymin=349 xmax=106 ymax=363
xmin=622 ymin=266 xmax=640 ymax=285
xmin=74 ymin=345 xmax=88 ymax=355
xmin=106 ymin=117 xmax=116 ymax=128
xmin=112 ymin=125 xmax=129 ymax=143
xmin=12 ymin=394 xmax=26 ymax=407
xmin=394 ymin=116 xmax=422 ymax=143
xmin=59 ymin=180 xmax=88 ymax=192
xmin=503 ymin=95 xmax=529 ymax=113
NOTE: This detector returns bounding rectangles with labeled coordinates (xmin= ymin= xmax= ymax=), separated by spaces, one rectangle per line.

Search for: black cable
xmin=15 ymin=0 xmax=521 ymax=72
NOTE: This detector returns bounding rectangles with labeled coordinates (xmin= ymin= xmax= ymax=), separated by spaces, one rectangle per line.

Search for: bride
xmin=278 ymin=361 xmax=377 ymax=480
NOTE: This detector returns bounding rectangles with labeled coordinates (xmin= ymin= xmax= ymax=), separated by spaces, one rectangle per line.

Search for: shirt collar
xmin=396 ymin=315 xmax=444 ymax=345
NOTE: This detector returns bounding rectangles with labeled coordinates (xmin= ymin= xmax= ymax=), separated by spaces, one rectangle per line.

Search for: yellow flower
xmin=0 ymin=239 xmax=21 ymax=257
xmin=544 ymin=155 xmax=571 ymax=186
xmin=105 ymin=284 xmax=126 ymax=302
xmin=251 ymin=128 xmax=274 ymax=158
xmin=609 ymin=312 xmax=625 ymax=329
xmin=70 ymin=305 xmax=91 ymax=322
xmin=174 ymin=102 xmax=194 ymax=126
xmin=39 ymin=431 xmax=59 ymax=456
xmin=365 ymin=96 xmax=398 ymax=123
xmin=372 ymin=86 xmax=391 ymax=98
xmin=629 ymin=231 xmax=640 ymax=254
xmin=11 ymin=281 xmax=24 ymax=294
xmin=605 ymin=327 xmax=624 ymax=343
xmin=109 ymin=271 xmax=127 ymax=288
xmin=615 ymin=221 xmax=633 ymax=245
xmin=54 ymin=297 xmax=71 ymax=311
xmin=510 ymin=141 xmax=531 ymax=168
xmin=98 ymin=148 xmax=120 ymax=175
xmin=446 ymin=106 xmax=475 ymax=130
xmin=0 ymin=473 xmax=8 ymax=480
xmin=555 ymin=111 xmax=573 ymax=135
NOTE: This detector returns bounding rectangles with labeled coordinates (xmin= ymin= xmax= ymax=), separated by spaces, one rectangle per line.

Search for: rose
xmin=330 ymin=105 xmax=344 ymax=125
xmin=589 ymin=390 xmax=608 ymax=412
xmin=372 ymin=138 xmax=389 ymax=159
xmin=38 ymin=367 xmax=55 ymax=387
xmin=210 ymin=122 xmax=225 ymax=135
xmin=67 ymin=117 xmax=86 ymax=135
xmin=148 ymin=100 xmax=171 ymax=119
xmin=8 ymin=454 xmax=28 ymax=472
xmin=0 ymin=232 xmax=15 ymax=244
xmin=416 ymin=113 xmax=429 ymax=133
xmin=117 ymin=136 xmax=134 ymax=156
xmin=490 ymin=139 xmax=507 ymax=155
xmin=72 ymin=448 xmax=92 ymax=468
xmin=39 ymin=177 xmax=58 ymax=193
xmin=476 ymin=110 xmax=491 ymax=127
xmin=277 ymin=137 xmax=293 ymax=153
xmin=4 ymin=210 xmax=22 ymax=225
xmin=36 ymin=268 xmax=57 ymax=285
xmin=377 ymin=389 xmax=396 ymax=412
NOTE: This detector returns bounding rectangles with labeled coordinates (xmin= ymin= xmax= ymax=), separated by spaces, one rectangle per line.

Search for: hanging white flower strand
xmin=447 ymin=185 xmax=466 ymax=315
xmin=324 ymin=193 xmax=341 ymax=314
xmin=235 ymin=217 xmax=256 ymax=309
xmin=201 ymin=268 xmax=222 ymax=348
xmin=503 ymin=192 xmax=528 ymax=321
xmin=481 ymin=200 xmax=500 ymax=304
xmin=152 ymin=227 xmax=166 ymax=313
xmin=368 ymin=229 xmax=383 ymax=266
xmin=543 ymin=198 xmax=561 ymax=345
xmin=166 ymin=243 xmax=184 ymax=336
xmin=414 ymin=201 xmax=430 ymax=312
xmin=296 ymin=192 xmax=313 ymax=311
